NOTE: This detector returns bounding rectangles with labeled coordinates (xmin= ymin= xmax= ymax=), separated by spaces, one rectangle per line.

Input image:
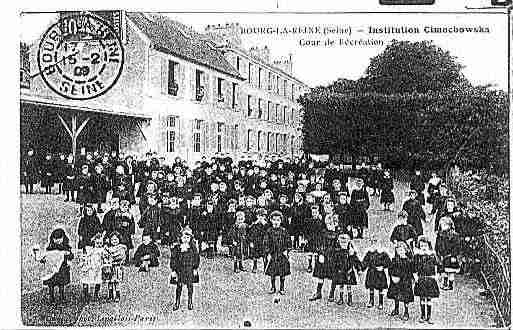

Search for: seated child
xmin=133 ymin=233 xmax=160 ymax=271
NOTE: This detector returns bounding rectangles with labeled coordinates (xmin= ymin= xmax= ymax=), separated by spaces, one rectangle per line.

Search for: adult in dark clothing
xmin=402 ymin=190 xmax=426 ymax=237
xmin=264 ymin=211 xmax=291 ymax=295
xmin=380 ymin=171 xmax=395 ymax=211
xmin=350 ymin=178 xmax=370 ymax=238
xmin=410 ymin=170 xmax=426 ymax=205
xmin=92 ymin=164 xmax=110 ymax=213
xmin=76 ymin=165 xmax=94 ymax=207
xmin=40 ymin=154 xmax=55 ymax=194
xmin=55 ymin=154 xmax=67 ymax=195
xmin=63 ymin=156 xmax=76 ymax=202
xmin=22 ymin=149 xmax=38 ymax=194
xmin=169 ymin=228 xmax=200 ymax=311
xmin=77 ymin=204 xmax=102 ymax=250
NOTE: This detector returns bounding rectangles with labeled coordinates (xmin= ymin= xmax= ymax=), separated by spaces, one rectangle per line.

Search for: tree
xmin=365 ymin=40 xmax=467 ymax=94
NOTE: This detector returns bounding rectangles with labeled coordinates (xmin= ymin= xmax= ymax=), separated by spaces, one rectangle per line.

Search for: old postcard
xmin=17 ymin=1 xmax=511 ymax=328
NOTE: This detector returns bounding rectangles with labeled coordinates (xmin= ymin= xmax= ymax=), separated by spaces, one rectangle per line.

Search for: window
xmin=275 ymin=134 xmax=279 ymax=153
xmin=291 ymin=83 xmax=295 ymax=100
xmin=267 ymin=101 xmax=271 ymax=121
xmin=217 ymin=77 xmax=224 ymax=102
xmin=276 ymin=76 xmax=280 ymax=94
xmin=283 ymin=106 xmax=287 ymax=124
xmin=247 ymin=95 xmax=252 ymax=117
xmin=267 ymin=132 xmax=271 ymax=152
xmin=236 ymin=56 xmax=240 ymax=71
xmin=291 ymin=108 xmax=295 ymax=125
xmin=248 ymin=62 xmax=252 ymax=84
xmin=283 ymin=80 xmax=287 ymax=97
xmin=166 ymin=116 xmax=177 ymax=152
xmin=232 ymin=83 xmax=237 ymax=109
xmin=247 ymin=129 xmax=252 ymax=151
xmin=258 ymin=99 xmax=263 ymax=119
xmin=268 ymin=72 xmax=272 ymax=91
xmin=217 ymin=122 xmax=224 ymax=153
xmin=234 ymin=124 xmax=239 ymax=150
xmin=193 ymin=119 xmax=202 ymax=152
xmin=168 ymin=60 xmax=178 ymax=96
xmin=195 ymin=70 xmax=204 ymax=101
xmin=258 ymin=68 xmax=262 ymax=89
xmin=275 ymin=104 xmax=279 ymax=123
xmin=257 ymin=131 xmax=262 ymax=151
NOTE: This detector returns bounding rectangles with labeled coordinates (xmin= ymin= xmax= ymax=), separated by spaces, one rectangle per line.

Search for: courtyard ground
xmin=20 ymin=178 xmax=498 ymax=328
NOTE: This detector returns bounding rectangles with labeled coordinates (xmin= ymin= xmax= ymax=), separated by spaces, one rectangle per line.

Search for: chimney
xmin=204 ymin=22 xmax=242 ymax=47
xmin=272 ymin=53 xmax=293 ymax=75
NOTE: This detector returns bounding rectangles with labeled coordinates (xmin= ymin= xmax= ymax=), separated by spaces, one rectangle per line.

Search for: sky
xmin=21 ymin=9 xmax=509 ymax=90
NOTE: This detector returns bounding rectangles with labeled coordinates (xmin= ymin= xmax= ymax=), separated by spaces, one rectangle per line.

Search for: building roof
xmin=127 ymin=12 xmax=244 ymax=80
xmin=226 ymin=46 xmax=308 ymax=87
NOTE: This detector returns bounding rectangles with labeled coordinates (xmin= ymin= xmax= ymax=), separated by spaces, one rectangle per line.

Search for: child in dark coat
xmin=138 ymin=194 xmax=161 ymax=241
xmin=160 ymin=194 xmax=184 ymax=247
xmin=380 ymin=170 xmax=395 ymax=211
xmin=309 ymin=213 xmax=339 ymax=302
xmin=388 ymin=241 xmax=414 ymax=321
xmin=114 ymin=200 xmax=136 ymax=264
xmin=202 ymin=201 xmax=221 ymax=258
xmin=304 ymin=204 xmax=324 ymax=273
xmin=362 ymin=243 xmax=391 ymax=309
xmin=435 ymin=216 xmax=461 ymax=290
xmin=402 ymin=190 xmax=426 ymax=238
xmin=133 ymin=234 xmax=160 ymax=271
xmin=228 ymin=211 xmax=248 ymax=272
xmin=264 ymin=210 xmax=291 ymax=295
xmin=248 ymin=208 xmax=269 ymax=273
xmin=169 ymin=227 xmax=200 ymax=311
xmin=390 ymin=211 xmax=417 ymax=253
xmin=413 ymin=236 xmax=440 ymax=324
xmin=77 ymin=203 xmax=102 ymax=251
xmin=37 ymin=228 xmax=74 ymax=303
xmin=289 ymin=193 xmax=309 ymax=250
xmin=329 ymin=233 xmax=362 ymax=306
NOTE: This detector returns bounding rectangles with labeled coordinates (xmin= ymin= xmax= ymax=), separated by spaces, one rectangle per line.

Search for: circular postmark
xmin=37 ymin=12 xmax=124 ymax=100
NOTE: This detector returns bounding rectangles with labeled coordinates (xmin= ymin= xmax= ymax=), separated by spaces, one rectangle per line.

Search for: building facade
xmin=20 ymin=12 xmax=309 ymax=164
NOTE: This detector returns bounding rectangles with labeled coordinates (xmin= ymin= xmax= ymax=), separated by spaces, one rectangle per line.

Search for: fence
xmin=478 ymin=234 xmax=511 ymax=327
xmin=445 ymin=167 xmax=511 ymax=327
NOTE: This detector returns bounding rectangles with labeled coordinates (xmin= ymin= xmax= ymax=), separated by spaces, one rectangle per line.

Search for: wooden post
xmin=56 ymin=113 xmax=90 ymax=162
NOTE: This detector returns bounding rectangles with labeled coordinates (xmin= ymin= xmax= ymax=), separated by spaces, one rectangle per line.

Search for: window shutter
xmin=201 ymin=121 xmax=207 ymax=153
xmin=161 ymin=58 xmax=168 ymax=94
xmin=211 ymin=122 xmax=217 ymax=152
xmin=224 ymin=125 xmax=229 ymax=151
xmin=178 ymin=63 xmax=185 ymax=97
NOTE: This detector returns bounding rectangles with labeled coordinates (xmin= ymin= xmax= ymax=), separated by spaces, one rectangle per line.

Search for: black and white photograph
xmin=16 ymin=1 xmax=511 ymax=328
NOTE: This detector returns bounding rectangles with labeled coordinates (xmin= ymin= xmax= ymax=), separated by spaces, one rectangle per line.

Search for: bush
xmin=448 ymin=168 xmax=510 ymax=326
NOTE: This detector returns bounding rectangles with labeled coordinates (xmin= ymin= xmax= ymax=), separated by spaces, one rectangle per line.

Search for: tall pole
xmin=71 ymin=114 xmax=77 ymax=162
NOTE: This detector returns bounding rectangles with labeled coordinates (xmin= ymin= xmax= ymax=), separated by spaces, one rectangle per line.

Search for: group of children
xmin=30 ymin=153 xmax=482 ymax=322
